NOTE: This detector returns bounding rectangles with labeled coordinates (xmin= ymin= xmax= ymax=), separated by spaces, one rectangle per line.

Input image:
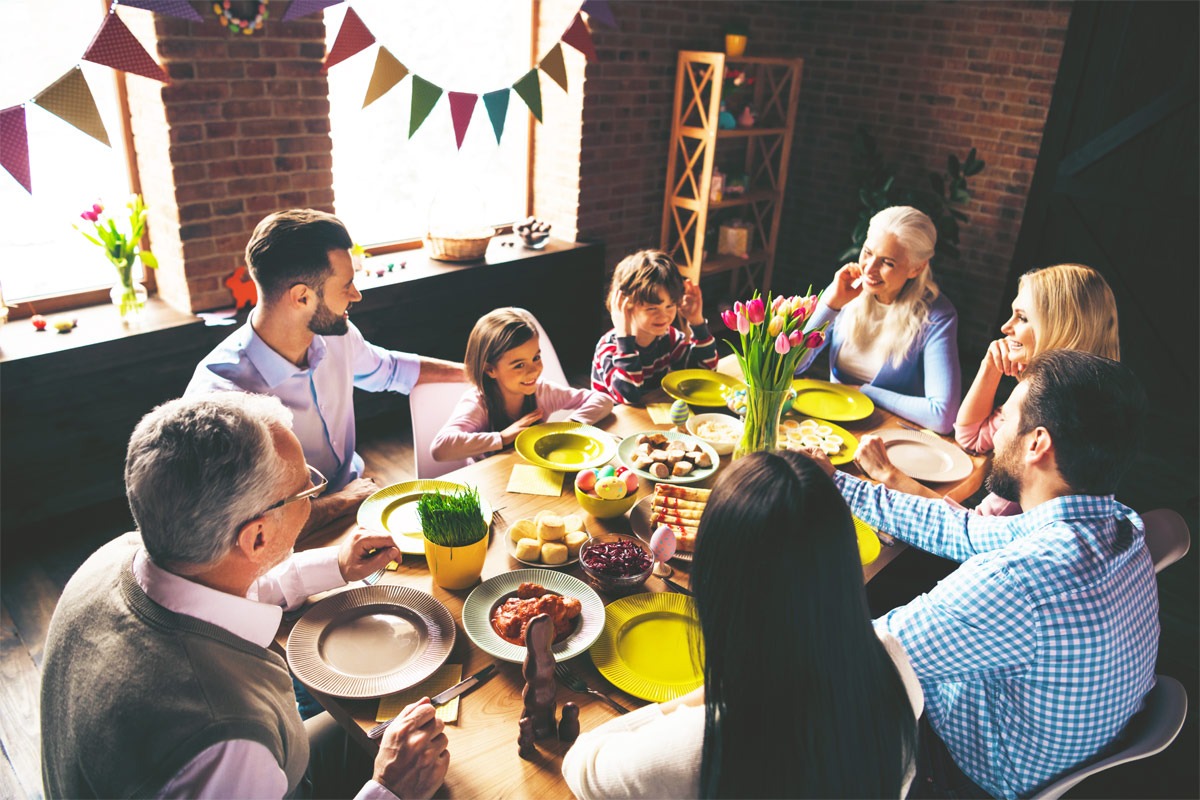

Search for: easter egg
xmin=575 ymin=469 xmax=597 ymax=492
xmin=31 ymin=315 xmax=47 ymax=331
xmin=622 ymin=470 xmax=639 ymax=494
xmin=669 ymin=399 xmax=690 ymax=426
xmin=614 ymin=465 xmax=627 ymax=476
xmin=598 ymin=465 xmax=616 ymax=479
xmin=650 ymin=524 xmax=677 ymax=562
xmin=594 ymin=475 xmax=627 ymax=500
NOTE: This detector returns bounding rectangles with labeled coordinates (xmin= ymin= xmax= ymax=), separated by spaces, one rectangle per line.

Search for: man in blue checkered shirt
xmin=809 ymin=350 xmax=1158 ymax=799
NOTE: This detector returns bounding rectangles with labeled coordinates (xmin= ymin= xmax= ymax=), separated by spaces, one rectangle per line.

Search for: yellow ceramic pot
xmin=424 ymin=535 xmax=489 ymax=590
xmin=725 ymin=34 xmax=747 ymax=57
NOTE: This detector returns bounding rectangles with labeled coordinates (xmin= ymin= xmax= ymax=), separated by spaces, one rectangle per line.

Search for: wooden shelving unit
xmin=660 ymin=51 xmax=803 ymax=298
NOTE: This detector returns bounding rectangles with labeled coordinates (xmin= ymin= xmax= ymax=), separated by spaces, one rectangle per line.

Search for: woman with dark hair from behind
xmin=562 ymin=451 xmax=922 ymax=798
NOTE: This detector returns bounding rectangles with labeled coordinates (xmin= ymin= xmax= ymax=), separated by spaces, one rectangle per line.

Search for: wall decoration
xmin=282 ymin=0 xmax=342 ymax=22
xmin=409 ymin=75 xmax=443 ymax=138
xmin=363 ymin=46 xmax=408 ymax=108
xmin=32 ymin=67 xmax=110 ymax=146
xmin=448 ymin=92 xmax=478 ymax=150
xmin=483 ymin=89 xmax=510 ymax=144
xmin=82 ymin=13 xmax=169 ymax=83
xmin=323 ymin=7 xmax=375 ymax=71
xmin=581 ymin=0 xmax=617 ymax=30
xmin=118 ymin=0 xmax=204 ymax=22
xmin=539 ymin=43 xmax=568 ymax=93
xmin=0 ymin=106 xmax=31 ymax=194
xmin=225 ymin=266 xmax=258 ymax=309
xmin=213 ymin=1 xmax=269 ymax=36
xmin=561 ymin=13 xmax=596 ymax=60
xmin=512 ymin=69 xmax=543 ymax=123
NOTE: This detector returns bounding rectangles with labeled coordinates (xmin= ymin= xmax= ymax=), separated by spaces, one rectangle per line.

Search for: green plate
xmin=357 ymin=480 xmax=492 ymax=555
xmin=514 ymin=422 xmax=617 ymax=472
xmin=661 ymin=369 xmax=745 ymax=408
xmin=618 ymin=430 xmax=720 ymax=486
xmin=790 ymin=379 xmax=875 ymax=422
xmin=591 ymin=592 xmax=704 ymax=703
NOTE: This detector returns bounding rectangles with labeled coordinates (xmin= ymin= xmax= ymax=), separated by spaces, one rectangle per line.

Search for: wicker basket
xmin=425 ymin=228 xmax=495 ymax=262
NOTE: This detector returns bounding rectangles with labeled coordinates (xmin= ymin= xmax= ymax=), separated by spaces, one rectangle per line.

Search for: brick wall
xmin=123 ymin=3 xmax=334 ymax=313
xmin=565 ymin=0 xmax=1070 ymax=359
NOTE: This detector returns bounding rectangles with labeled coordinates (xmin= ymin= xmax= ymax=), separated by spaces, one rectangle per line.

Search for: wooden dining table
xmin=278 ymin=360 xmax=988 ymax=798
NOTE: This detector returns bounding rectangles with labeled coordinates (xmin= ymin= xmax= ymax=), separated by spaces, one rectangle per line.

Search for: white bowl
xmin=685 ymin=412 xmax=743 ymax=455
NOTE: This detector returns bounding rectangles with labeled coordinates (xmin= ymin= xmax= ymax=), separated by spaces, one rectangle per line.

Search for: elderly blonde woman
xmin=856 ymin=263 xmax=1120 ymax=515
xmin=795 ymin=206 xmax=961 ymax=434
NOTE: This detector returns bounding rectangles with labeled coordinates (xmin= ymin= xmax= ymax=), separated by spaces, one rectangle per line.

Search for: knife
xmin=367 ymin=663 xmax=498 ymax=740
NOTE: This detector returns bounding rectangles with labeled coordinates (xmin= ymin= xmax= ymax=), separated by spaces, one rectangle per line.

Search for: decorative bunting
xmin=561 ymin=13 xmax=596 ymax=61
xmin=323 ymin=7 xmax=375 ymax=71
xmin=32 ymin=68 xmax=111 ymax=146
xmin=363 ymin=47 xmax=408 ymax=108
xmin=448 ymin=92 xmax=477 ymax=149
xmin=117 ymin=0 xmax=204 ymax=22
xmin=482 ymin=89 xmax=510 ymax=143
xmin=82 ymin=13 xmax=169 ymax=83
xmin=512 ymin=69 xmax=542 ymax=122
xmin=581 ymin=0 xmax=618 ymax=30
xmin=408 ymin=75 xmax=442 ymax=138
xmin=282 ymin=0 xmax=342 ymax=22
xmin=539 ymin=43 xmax=568 ymax=92
xmin=0 ymin=105 xmax=32 ymax=194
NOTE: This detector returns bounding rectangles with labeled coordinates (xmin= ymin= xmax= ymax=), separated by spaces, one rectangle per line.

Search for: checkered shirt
xmin=833 ymin=473 xmax=1160 ymax=799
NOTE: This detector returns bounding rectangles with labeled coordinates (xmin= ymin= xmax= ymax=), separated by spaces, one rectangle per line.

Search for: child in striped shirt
xmin=591 ymin=250 xmax=719 ymax=405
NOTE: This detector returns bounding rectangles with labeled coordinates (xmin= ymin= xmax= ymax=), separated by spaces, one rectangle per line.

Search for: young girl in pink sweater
xmin=431 ymin=308 xmax=612 ymax=463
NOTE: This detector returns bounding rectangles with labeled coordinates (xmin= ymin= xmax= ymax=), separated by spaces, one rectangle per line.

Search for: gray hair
xmin=867 ymin=205 xmax=937 ymax=265
xmin=125 ymin=392 xmax=294 ymax=572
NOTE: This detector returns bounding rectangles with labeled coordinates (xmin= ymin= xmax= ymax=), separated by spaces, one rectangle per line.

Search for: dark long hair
xmin=692 ymin=451 xmax=918 ymax=798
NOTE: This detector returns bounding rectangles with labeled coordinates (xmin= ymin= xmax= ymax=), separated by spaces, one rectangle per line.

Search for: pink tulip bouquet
xmin=721 ymin=290 xmax=828 ymax=457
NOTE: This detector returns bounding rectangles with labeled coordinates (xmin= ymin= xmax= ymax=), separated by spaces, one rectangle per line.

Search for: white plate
xmin=461 ymin=569 xmax=605 ymax=663
xmin=504 ymin=533 xmax=581 ymax=569
xmin=874 ymin=429 xmax=973 ymax=483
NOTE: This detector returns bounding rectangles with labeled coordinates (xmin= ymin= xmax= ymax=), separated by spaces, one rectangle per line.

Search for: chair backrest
xmin=1141 ymin=509 xmax=1191 ymax=573
xmin=1034 ymin=675 xmax=1188 ymax=799
xmin=409 ymin=311 xmax=570 ymax=479
xmin=410 ymin=381 xmax=472 ymax=479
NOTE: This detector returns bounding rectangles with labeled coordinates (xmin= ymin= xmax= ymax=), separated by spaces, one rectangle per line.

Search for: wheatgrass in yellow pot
xmin=419 ymin=487 xmax=490 ymax=590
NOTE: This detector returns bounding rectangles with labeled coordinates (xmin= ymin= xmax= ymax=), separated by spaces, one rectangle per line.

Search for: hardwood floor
xmin=2 ymin=407 xmax=1196 ymax=799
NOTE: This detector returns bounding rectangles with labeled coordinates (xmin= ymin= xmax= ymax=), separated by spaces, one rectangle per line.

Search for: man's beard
xmin=308 ymin=294 xmax=349 ymax=336
xmin=985 ymin=442 xmax=1023 ymax=503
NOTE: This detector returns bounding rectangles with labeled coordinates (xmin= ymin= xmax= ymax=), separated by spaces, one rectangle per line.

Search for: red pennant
xmin=0 ymin=105 xmax=31 ymax=193
xmin=448 ymin=92 xmax=478 ymax=150
xmin=82 ymin=13 xmax=169 ymax=83
xmin=562 ymin=13 xmax=596 ymax=61
xmin=324 ymin=8 xmax=375 ymax=71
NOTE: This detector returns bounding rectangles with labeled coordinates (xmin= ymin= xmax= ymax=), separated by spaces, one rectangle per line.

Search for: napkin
xmin=646 ymin=402 xmax=681 ymax=425
xmin=377 ymin=664 xmax=463 ymax=724
xmin=506 ymin=464 xmax=565 ymax=496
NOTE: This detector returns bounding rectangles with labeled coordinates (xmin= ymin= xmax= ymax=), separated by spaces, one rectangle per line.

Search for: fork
xmin=555 ymin=663 xmax=629 ymax=714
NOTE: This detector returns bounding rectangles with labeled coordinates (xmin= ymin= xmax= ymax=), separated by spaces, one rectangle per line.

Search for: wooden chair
xmin=1034 ymin=675 xmax=1188 ymax=799
xmin=1142 ymin=509 xmax=1191 ymax=573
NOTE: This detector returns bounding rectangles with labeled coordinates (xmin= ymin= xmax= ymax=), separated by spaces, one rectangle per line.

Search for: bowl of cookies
xmin=685 ymin=413 xmax=743 ymax=455
xmin=506 ymin=511 xmax=589 ymax=568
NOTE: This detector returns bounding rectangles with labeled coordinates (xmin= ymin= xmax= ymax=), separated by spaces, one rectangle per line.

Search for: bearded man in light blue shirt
xmin=187 ymin=209 xmax=465 ymax=532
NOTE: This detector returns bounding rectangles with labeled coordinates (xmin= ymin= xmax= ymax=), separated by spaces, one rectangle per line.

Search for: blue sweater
xmin=795 ymin=294 xmax=961 ymax=433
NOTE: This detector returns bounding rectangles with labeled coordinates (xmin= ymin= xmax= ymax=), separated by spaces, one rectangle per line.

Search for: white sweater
xmin=562 ymin=630 xmax=924 ymax=799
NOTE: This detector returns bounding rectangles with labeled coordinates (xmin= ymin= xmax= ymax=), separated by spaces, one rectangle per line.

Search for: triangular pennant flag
xmin=117 ymin=0 xmax=204 ymax=22
xmin=512 ymin=69 xmax=542 ymax=122
xmin=408 ymin=75 xmax=442 ymax=138
xmin=0 ymin=105 xmax=32 ymax=193
xmin=482 ymin=89 xmax=510 ymax=143
xmin=282 ymin=0 xmax=342 ymax=22
xmin=562 ymin=13 xmax=597 ymax=61
xmin=324 ymin=8 xmax=375 ymax=71
xmin=33 ymin=67 xmax=111 ymax=146
xmin=539 ymin=43 xmax=568 ymax=92
xmin=363 ymin=47 xmax=408 ymax=108
xmin=82 ymin=13 xmax=169 ymax=83
xmin=581 ymin=0 xmax=617 ymax=30
xmin=448 ymin=92 xmax=477 ymax=150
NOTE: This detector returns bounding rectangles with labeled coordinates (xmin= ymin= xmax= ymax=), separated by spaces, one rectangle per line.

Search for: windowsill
xmin=0 ymin=235 xmax=593 ymax=365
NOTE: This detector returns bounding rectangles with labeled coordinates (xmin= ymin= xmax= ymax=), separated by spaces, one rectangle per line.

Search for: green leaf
xmin=950 ymin=209 xmax=969 ymax=222
xmin=964 ymin=158 xmax=985 ymax=176
xmin=138 ymin=250 xmax=158 ymax=269
xmin=947 ymin=154 xmax=961 ymax=176
xmin=929 ymin=172 xmax=945 ymax=195
xmin=952 ymin=188 xmax=970 ymax=204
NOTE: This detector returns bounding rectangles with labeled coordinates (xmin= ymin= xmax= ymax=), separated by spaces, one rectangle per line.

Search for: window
xmin=0 ymin=1 xmax=141 ymax=306
xmin=324 ymin=0 xmax=532 ymax=247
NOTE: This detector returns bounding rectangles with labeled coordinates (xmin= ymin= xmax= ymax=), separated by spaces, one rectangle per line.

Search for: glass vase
xmin=733 ymin=385 xmax=790 ymax=460
xmin=110 ymin=280 xmax=147 ymax=324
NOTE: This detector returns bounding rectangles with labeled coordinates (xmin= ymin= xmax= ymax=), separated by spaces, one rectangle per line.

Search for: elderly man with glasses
xmin=40 ymin=392 xmax=450 ymax=800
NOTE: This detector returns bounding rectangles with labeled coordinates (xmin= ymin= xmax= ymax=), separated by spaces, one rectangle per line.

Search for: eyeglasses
xmin=260 ymin=464 xmax=328 ymax=515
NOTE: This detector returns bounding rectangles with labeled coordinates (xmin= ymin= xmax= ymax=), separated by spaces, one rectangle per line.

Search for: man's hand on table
xmin=373 ymin=698 xmax=450 ymax=800
xmin=799 ymin=446 xmax=836 ymax=477
xmin=338 ymin=529 xmax=400 ymax=582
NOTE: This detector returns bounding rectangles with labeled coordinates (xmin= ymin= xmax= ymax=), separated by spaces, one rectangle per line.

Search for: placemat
xmin=376 ymin=664 xmax=463 ymax=724
xmin=506 ymin=464 xmax=565 ymax=496
xmin=646 ymin=402 xmax=682 ymax=425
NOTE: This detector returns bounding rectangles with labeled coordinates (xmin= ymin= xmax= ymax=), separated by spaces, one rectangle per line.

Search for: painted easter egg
xmin=650 ymin=524 xmax=677 ymax=562
xmin=669 ymin=399 xmax=690 ymax=426
xmin=622 ymin=470 xmax=639 ymax=494
xmin=575 ymin=469 xmax=597 ymax=492
xmin=594 ymin=475 xmax=627 ymax=500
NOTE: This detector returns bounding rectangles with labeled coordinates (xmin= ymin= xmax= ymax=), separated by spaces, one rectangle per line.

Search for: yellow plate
xmin=357 ymin=480 xmax=492 ymax=555
xmin=590 ymin=592 xmax=704 ymax=702
xmin=777 ymin=415 xmax=859 ymax=466
xmin=514 ymin=422 xmax=617 ymax=472
xmin=661 ymin=369 xmax=745 ymax=408
xmin=790 ymin=378 xmax=875 ymax=422
xmin=855 ymin=516 xmax=881 ymax=565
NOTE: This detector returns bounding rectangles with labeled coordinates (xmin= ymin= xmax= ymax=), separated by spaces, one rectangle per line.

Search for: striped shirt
xmin=591 ymin=322 xmax=719 ymax=405
xmin=833 ymin=472 xmax=1159 ymax=799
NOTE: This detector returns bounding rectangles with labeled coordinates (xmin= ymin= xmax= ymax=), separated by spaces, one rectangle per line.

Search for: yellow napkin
xmin=506 ymin=464 xmax=565 ymax=496
xmin=646 ymin=402 xmax=682 ymax=425
xmin=377 ymin=664 xmax=463 ymax=724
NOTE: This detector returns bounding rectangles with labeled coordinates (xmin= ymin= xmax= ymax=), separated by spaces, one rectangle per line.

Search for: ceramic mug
xmin=425 ymin=535 xmax=489 ymax=590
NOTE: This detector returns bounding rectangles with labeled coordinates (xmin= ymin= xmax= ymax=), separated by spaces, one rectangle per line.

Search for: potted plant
xmin=419 ymin=487 xmax=489 ymax=590
xmin=724 ymin=20 xmax=749 ymax=58
xmin=75 ymin=195 xmax=158 ymax=323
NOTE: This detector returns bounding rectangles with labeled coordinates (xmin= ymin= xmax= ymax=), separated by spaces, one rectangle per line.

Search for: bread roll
xmin=509 ymin=518 xmax=536 ymax=544
xmin=515 ymin=538 xmax=542 ymax=562
xmin=536 ymin=514 xmax=566 ymax=542
xmin=562 ymin=514 xmax=585 ymax=534
xmin=564 ymin=530 xmax=588 ymax=558
xmin=540 ymin=541 xmax=568 ymax=565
